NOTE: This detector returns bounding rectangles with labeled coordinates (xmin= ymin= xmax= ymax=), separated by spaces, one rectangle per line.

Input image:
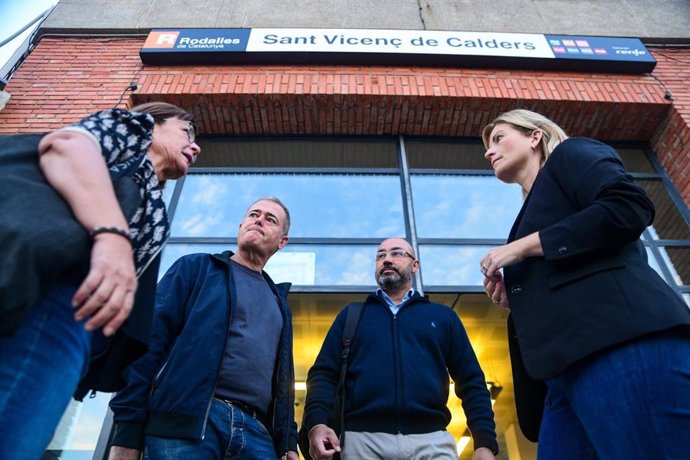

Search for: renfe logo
xmin=144 ymin=31 xmax=180 ymax=48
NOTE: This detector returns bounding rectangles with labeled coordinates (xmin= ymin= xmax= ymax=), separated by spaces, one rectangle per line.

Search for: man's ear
xmin=277 ymin=235 xmax=289 ymax=250
xmin=412 ymin=259 xmax=420 ymax=273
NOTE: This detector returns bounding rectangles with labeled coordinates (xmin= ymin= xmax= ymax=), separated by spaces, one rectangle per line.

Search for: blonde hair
xmin=482 ymin=109 xmax=569 ymax=166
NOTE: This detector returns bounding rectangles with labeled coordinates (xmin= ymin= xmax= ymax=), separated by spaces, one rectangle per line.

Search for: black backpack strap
xmin=333 ymin=301 xmax=364 ymax=442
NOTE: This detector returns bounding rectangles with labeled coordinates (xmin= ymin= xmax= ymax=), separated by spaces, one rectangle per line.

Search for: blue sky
xmin=0 ymin=0 xmax=59 ymax=76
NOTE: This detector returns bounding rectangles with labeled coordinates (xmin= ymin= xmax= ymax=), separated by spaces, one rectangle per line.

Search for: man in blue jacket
xmin=303 ymin=238 xmax=498 ymax=460
xmin=109 ymin=197 xmax=299 ymax=460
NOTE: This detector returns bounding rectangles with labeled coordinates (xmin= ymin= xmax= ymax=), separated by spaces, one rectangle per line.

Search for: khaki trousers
xmin=341 ymin=430 xmax=458 ymax=460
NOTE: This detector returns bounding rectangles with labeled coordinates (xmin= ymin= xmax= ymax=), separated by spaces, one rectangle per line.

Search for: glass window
xmin=419 ymin=245 xmax=495 ymax=286
xmin=195 ymin=139 xmax=397 ymax=168
xmin=290 ymin=293 xmax=368 ymax=380
xmin=161 ymin=243 xmax=379 ymax=287
xmin=638 ymin=180 xmax=690 ymax=240
xmin=411 ymin=174 xmax=523 ymax=239
xmin=616 ymin=147 xmax=655 ymax=173
xmin=644 ymin=246 xmax=665 ymax=279
xmin=170 ymin=173 xmax=405 ymax=238
xmin=659 ymin=246 xmax=690 ymax=286
xmin=46 ymin=393 xmax=111 ymax=457
xmin=160 ymin=243 xmax=227 ymax=279
xmin=162 ymin=179 xmax=178 ymax=207
xmin=290 ymin=292 xmax=377 ymax=437
xmin=406 ymin=140 xmax=488 ymax=169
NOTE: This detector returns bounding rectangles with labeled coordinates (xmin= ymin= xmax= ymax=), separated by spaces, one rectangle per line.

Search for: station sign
xmin=141 ymin=28 xmax=655 ymax=73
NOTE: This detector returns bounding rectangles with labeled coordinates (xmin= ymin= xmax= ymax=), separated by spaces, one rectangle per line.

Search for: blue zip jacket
xmin=110 ymin=251 xmax=298 ymax=456
xmin=303 ymin=293 xmax=498 ymax=454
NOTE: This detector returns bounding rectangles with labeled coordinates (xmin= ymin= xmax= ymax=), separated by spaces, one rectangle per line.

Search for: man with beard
xmin=301 ymin=238 xmax=498 ymax=460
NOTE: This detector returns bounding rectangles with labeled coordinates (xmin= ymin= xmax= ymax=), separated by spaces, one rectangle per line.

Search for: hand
xmin=472 ymin=447 xmax=497 ymax=460
xmin=72 ymin=233 xmax=137 ymax=336
xmin=480 ymin=241 xmax=526 ymax=275
xmin=480 ymin=232 xmax=543 ymax=275
xmin=109 ymin=446 xmax=141 ymax=460
xmin=483 ymin=271 xmax=509 ymax=310
xmin=309 ymin=424 xmax=341 ymax=460
xmin=280 ymin=451 xmax=300 ymax=460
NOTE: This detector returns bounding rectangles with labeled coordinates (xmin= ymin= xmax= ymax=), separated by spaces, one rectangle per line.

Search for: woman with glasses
xmin=0 ymin=102 xmax=201 ymax=459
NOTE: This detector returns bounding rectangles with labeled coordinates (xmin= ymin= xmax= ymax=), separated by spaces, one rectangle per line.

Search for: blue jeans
xmin=145 ymin=398 xmax=276 ymax=460
xmin=0 ymin=284 xmax=91 ymax=459
xmin=537 ymin=331 xmax=690 ymax=460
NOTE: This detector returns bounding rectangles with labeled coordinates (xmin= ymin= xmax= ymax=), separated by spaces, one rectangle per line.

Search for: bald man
xmin=302 ymin=238 xmax=498 ymax=460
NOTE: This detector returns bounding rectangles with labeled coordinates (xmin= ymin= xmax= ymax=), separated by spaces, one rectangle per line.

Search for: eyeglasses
xmin=375 ymin=249 xmax=415 ymax=261
xmin=185 ymin=124 xmax=196 ymax=144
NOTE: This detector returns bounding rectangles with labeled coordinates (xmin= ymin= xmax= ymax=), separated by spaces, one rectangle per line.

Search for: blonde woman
xmin=480 ymin=109 xmax=690 ymax=460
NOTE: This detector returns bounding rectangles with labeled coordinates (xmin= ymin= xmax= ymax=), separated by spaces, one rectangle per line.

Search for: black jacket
xmin=504 ymin=137 xmax=690 ymax=438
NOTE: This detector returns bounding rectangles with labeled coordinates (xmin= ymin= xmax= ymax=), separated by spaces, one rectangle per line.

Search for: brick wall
xmin=650 ymin=49 xmax=690 ymax=207
xmin=1 ymin=39 xmax=142 ymax=132
xmin=1 ymin=37 xmax=688 ymax=206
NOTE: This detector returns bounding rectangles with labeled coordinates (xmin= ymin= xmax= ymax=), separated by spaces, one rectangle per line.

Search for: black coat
xmin=504 ymin=137 xmax=690 ymax=440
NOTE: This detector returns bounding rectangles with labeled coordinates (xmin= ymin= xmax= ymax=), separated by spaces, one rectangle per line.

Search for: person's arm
xmin=108 ymin=256 xmax=194 ymax=449
xmin=538 ymin=141 xmax=654 ymax=261
xmin=447 ymin=315 xmax=499 ymax=456
xmin=285 ymin=312 xmax=300 ymax=454
xmin=38 ymin=129 xmax=135 ymax=336
xmin=302 ymin=310 xmax=349 ymax=455
xmin=480 ymin=139 xmax=653 ymax=273
xmin=480 ymin=232 xmax=542 ymax=284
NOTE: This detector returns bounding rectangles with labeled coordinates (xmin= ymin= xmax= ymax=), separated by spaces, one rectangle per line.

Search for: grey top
xmin=215 ymin=259 xmax=283 ymax=416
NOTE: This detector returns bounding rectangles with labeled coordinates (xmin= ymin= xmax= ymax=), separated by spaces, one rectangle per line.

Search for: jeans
xmin=0 ymin=284 xmax=91 ymax=460
xmin=145 ymin=398 xmax=276 ymax=460
xmin=537 ymin=331 xmax=690 ymax=460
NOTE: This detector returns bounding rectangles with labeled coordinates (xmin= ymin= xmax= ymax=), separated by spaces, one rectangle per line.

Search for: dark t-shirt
xmin=214 ymin=260 xmax=283 ymax=416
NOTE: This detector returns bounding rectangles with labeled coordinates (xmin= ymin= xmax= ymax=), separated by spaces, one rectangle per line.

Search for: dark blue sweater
xmin=303 ymin=293 xmax=498 ymax=454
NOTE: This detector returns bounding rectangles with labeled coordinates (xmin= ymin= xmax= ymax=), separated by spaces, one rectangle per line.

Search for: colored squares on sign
xmin=594 ymin=48 xmax=607 ymax=54
xmin=566 ymin=47 xmax=580 ymax=54
xmin=549 ymin=39 xmax=561 ymax=46
xmin=580 ymin=48 xmax=594 ymax=54
xmin=562 ymin=39 xmax=576 ymax=47
xmin=552 ymin=46 xmax=566 ymax=54
xmin=575 ymin=40 xmax=590 ymax=47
